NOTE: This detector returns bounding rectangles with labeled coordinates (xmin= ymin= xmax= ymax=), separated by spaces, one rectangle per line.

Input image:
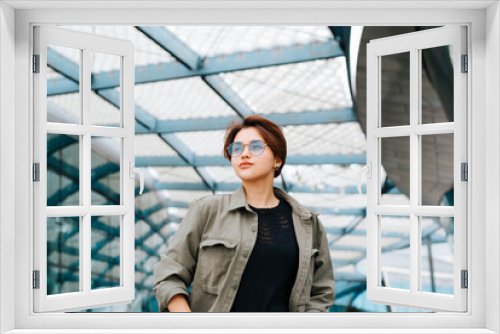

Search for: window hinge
xmin=461 ymin=270 xmax=468 ymax=289
xmin=33 ymin=54 xmax=40 ymax=73
xmin=461 ymin=54 xmax=468 ymax=73
xmin=33 ymin=163 xmax=40 ymax=182
xmin=33 ymin=270 xmax=40 ymax=289
xmin=461 ymin=162 xmax=468 ymax=181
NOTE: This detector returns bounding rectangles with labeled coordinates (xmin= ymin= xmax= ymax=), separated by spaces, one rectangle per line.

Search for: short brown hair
xmin=223 ymin=115 xmax=287 ymax=178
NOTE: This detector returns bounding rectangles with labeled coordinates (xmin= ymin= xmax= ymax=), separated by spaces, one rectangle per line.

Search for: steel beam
xmin=97 ymin=86 xmax=217 ymax=194
xmin=136 ymin=153 xmax=367 ymax=167
xmin=47 ymin=47 xmax=80 ymax=82
xmin=159 ymin=134 xmax=216 ymax=192
xmin=47 ymin=40 xmax=344 ymax=94
xmin=47 ymin=134 xmax=77 ymax=155
xmin=98 ymin=88 xmax=157 ymax=130
xmin=136 ymin=26 xmax=202 ymax=70
xmin=134 ymin=108 xmax=357 ymax=134
xmin=203 ymin=75 xmax=254 ymax=118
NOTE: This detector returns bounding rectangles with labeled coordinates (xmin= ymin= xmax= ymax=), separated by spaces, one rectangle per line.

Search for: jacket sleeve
xmin=306 ymin=214 xmax=335 ymax=312
xmin=153 ymin=199 xmax=203 ymax=312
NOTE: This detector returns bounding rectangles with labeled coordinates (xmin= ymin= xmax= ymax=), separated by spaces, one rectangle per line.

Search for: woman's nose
xmin=241 ymin=144 xmax=251 ymax=157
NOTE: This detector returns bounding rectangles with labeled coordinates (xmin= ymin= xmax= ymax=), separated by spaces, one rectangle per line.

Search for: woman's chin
xmin=236 ymin=173 xmax=272 ymax=184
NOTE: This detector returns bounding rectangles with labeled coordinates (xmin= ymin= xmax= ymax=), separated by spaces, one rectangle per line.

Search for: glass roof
xmin=284 ymin=123 xmax=366 ymax=155
xmin=62 ymin=26 xmax=176 ymax=67
xmin=167 ymin=26 xmax=333 ymax=57
xmin=135 ymin=78 xmax=236 ymax=120
xmin=175 ymin=130 xmax=226 ymax=156
xmin=135 ymin=134 xmax=179 ymax=157
xmin=220 ymin=58 xmax=352 ymax=114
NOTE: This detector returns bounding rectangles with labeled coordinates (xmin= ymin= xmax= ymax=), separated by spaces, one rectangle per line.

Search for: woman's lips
xmin=239 ymin=163 xmax=253 ymax=168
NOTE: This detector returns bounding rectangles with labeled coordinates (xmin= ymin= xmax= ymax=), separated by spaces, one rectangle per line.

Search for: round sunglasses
xmin=227 ymin=140 xmax=269 ymax=157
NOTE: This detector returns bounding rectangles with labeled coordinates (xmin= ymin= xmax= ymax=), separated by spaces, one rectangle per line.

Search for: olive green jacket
xmin=153 ymin=185 xmax=335 ymax=312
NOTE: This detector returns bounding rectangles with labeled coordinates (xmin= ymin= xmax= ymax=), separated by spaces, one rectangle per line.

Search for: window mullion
xmin=409 ymin=48 xmax=419 ymax=294
xmin=82 ymin=47 xmax=91 ymax=294
xmin=34 ymin=28 xmax=49 ymax=306
xmin=122 ymin=48 xmax=135 ymax=292
xmin=365 ymin=45 xmax=379 ymax=298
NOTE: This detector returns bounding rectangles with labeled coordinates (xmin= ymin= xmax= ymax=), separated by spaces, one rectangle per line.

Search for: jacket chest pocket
xmin=199 ymin=239 xmax=237 ymax=295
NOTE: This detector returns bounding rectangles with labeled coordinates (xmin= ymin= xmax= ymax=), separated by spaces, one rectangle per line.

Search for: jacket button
xmin=232 ymin=284 xmax=238 ymax=291
xmin=242 ymin=251 xmax=248 ymax=258
xmin=251 ymin=226 xmax=256 ymax=232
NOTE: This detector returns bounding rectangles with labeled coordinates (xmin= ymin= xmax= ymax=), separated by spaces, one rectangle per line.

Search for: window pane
xmin=421 ymin=45 xmax=454 ymax=124
xmin=91 ymin=136 xmax=121 ymax=205
xmin=47 ymin=45 xmax=81 ymax=124
xmin=381 ymin=52 xmax=410 ymax=127
xmin=47 ymin=133 xmax=80 ymax=206
xmin=421 ymin=133 xmax=454 ymax=206
xmin=380 ymin=136 xmax=410 ymax=205
xmin=420 ymin=216 xmax=454 ymax=295
xmin=91 ymin=215 xmax=121 ymax=290
xmin=91 ymin=52 xmax=121 ymax=127
xmin=380 ymin=215 xmax=410 ymax=290
xmin=47 ymin=217 xmax=80 ymax=295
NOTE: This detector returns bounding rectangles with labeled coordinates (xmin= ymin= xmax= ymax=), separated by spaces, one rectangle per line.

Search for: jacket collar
xmin=228 ymin=184 xmax=316 ymax=219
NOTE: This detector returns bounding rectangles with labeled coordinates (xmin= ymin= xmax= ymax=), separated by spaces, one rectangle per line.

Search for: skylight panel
xmin=151 ymin=166 xmax=203 ymax=183
xmin=48 ymin=93 xmax=81 ymax=121
xmin=220 ymin=58 xmax=352 ymax=114
xmin=143 ymin=233 xmax=164 ymax=250
xmin=48 ymin=91 xmax=121 ymax=127
xmin=175 ymin=130 xmax=226 ymax=157
xmin=135 ymin=254 xmax=150 ymax=277
xmin=135 ymin=78 xmax=236 ymax=120
xmin=167 ymin=26 xmax=332 ymax=58
xmin=284 ymin=123 xmax=366 ymax=156
xmin=62 ymin=26 xmax=176 ymax=69
xmin=283 ymin=164 xmax=364 ymax=190
xmin=135 ymin=220 xmax=152 ymax=240
xmin=47 ymin=66 xmax=64 ymax=80
xmin=135 ymin=191 xmax=162 ymax=211
xmin=204 ymin=166 xmax=240 ymax=183
xmin=135 ymin=134 xmax=178 ymax=157
xmin=148 ymin=208 xmax=169 ymax=225
xmin=89 ymin=91 xmax=121 ymax=126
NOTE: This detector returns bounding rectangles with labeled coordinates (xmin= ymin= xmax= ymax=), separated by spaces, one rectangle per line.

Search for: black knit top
xmin=230 ymin=200 xmax=299 ymax=312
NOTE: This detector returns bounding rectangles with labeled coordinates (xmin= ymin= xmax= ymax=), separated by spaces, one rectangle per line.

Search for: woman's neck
xmin=242 ymin=182 xmax=279 ymax=208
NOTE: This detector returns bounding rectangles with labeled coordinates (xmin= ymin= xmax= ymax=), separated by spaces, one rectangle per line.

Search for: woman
xmin=153 ymin=115 xmax=335 ymax=312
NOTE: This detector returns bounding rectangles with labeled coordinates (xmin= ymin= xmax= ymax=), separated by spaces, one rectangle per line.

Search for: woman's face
xmin=230 ymin=127 xmax=281 ymax=183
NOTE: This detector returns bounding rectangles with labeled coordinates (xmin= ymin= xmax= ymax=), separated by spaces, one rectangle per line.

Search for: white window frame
xmin=33 ymin=25 xmax=136 ymax=312
xmin=0 ymin=2 xmax=498 ymax=333
xmin=366 ymin=26 xmax=468 ymax=312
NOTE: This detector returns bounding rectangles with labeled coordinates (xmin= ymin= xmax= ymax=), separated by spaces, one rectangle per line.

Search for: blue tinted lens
xmin=229 ymin=143 xmax=243 ymax=156
xmin=250 ymin=141 xmax=265 ymax=155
